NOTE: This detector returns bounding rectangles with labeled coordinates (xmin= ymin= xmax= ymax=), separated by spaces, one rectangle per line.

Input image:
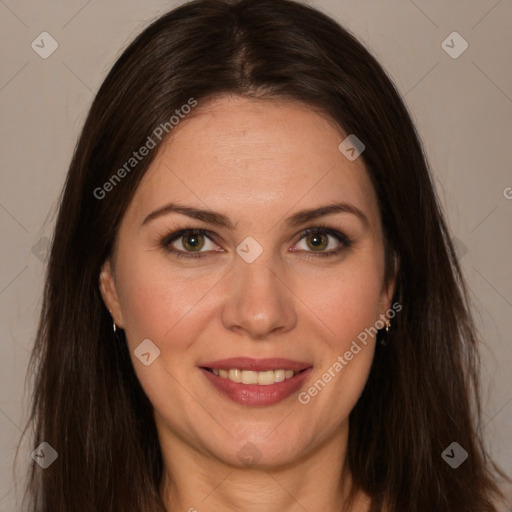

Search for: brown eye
xmin=294 ymin=227 xmax=352 ymax=257
xmin=162 ymin=229 xmax=221 ymax=259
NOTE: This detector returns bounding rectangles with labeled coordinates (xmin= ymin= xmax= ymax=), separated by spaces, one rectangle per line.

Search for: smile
xmin=199 ymin=357 xmax=313 ymax=406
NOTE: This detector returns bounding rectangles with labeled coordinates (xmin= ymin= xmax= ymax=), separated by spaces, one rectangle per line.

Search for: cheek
xmin=114 ymin=248 xmax=222 ymax=352
xmin=302 ymin=256 xmax=386 ymax=346
xmin=297 ymin=268 xmax=382 ymax=420
xmin=113 ymin=251 xmax=225 ymax=422
xmin=298 ymin=252 xmax=384 ymax=400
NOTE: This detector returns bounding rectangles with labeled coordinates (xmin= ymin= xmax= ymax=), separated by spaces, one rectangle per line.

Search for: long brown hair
xmin=21 ymin=0 xmax=508 ymax=510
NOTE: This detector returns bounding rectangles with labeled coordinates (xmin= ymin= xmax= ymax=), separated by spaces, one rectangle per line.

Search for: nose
xmin=220 ymin=253 xmax=297 ymax=340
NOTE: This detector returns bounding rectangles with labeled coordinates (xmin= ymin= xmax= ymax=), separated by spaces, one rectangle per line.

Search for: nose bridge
xmin=220 ymin=248 xmax=297 ymax=338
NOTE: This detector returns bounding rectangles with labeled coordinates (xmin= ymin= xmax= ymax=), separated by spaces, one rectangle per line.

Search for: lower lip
xmin=200 ymin=367 xmax=312 ymax=406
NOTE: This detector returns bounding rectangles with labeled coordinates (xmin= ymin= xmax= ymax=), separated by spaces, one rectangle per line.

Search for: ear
xmin=379 ymin=253 xmax=398 ymax=317
xmin=99 ymin=259 xmax=125 ymax=328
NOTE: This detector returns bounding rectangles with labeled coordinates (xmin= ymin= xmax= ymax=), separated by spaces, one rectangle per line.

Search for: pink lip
xmin=200 ymin=357 xmax=311 ymax=372
xmin=199 ymin=358 xmax=313 ymax=406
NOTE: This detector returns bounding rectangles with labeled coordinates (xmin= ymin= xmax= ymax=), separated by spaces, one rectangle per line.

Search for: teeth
xmin=211 ymin=368 xmax=298 ymax=385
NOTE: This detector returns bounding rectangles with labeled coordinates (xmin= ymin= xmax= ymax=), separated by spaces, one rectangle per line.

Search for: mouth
xmin=199 ymin=357 xmax=313 ymax=406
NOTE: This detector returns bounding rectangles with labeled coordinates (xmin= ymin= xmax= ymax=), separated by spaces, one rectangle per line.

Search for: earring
xmin=109 ymin=310 xmax=118 ymax=334
xmin=380 ymin=320 xmax=391 ymax=346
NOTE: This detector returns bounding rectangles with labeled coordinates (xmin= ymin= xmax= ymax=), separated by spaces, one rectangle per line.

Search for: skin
xmin=99 ymin=95 xmax=395 ymax=512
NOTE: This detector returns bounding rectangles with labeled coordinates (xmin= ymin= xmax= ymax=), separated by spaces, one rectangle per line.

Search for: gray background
xmin=1 ymin=0 xmax=511 ymax=510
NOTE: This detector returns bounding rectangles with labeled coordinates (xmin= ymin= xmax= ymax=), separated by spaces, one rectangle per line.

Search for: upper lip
xmin=200 ymin=357 xmax=312 ymax=372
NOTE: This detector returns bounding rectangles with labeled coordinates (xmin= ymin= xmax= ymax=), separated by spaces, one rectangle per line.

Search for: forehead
xmin=125 ymin=95 xmax=380 ymax=230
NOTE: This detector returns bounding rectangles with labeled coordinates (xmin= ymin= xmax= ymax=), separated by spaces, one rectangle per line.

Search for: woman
xmin=22 ymin=0 xmax=509 ymax=510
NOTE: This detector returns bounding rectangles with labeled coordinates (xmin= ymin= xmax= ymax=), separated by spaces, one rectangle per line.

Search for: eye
xmin=293 ymin=227 xmax=352 ymax=257
xmin=162 ymin=229 xmax=221 ymax=259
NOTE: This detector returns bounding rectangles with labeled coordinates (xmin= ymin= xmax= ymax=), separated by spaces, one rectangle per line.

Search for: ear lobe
xmin=99 ymin=260 xmax=124 ymax=328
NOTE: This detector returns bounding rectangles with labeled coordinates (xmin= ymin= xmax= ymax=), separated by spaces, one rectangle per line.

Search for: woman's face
xmin=100 ymin=95 xmax=394 ymax=469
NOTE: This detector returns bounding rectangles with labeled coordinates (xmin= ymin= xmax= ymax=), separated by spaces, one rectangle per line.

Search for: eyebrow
xmin=141 ymin=201 xmax=369 ymax=229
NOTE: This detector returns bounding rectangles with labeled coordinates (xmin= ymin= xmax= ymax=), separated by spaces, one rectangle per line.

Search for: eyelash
xmin=159 ymin=226 xmax=353 ymax=260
